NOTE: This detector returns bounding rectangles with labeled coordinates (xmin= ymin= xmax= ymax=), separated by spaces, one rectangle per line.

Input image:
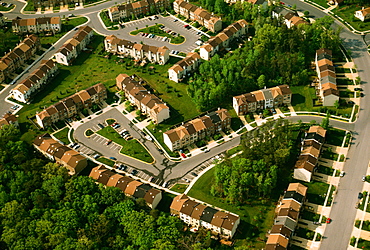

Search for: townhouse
xmin=294 ymin=126 xmax=326 ymax=182
xmin=355 ymin=7 xmax=370 ymax=22
xmin=12 ymin=17 xmax=62 ymax=34
xmin=108 ymin=0 xmax=169 ymax=22
xmin=265 ymin=183 xmax=307 ymax=250
xmin=33 ymin=133 xmax=87 ymax=175
xmin=0 ymin=113 xmax=18 ymax=129
xmin=315 ymin=48 xmax=339 ymax=106
xmin=11 ymin=59 xmax=58 ymax=103
xmin=36 ymin=83 xmax=107 ymax=128
xmin=116 ymin=74 xmax=170 ymax=123
xmin=54 ymin=26 xmax=94 ymax=66
xmin=233 ymin=85 xmax=292 ymax=115
xmin=171 ymin=194 xmax=240 ymax=238
xmin=163 ymin=108 xmax=231 ymax=151
xmin=89 ymin=165 xmax=162 ymax=209
xmin=173 ymin=0 xmax=222 ymax=32
xmin=272 ymin=7 xmax=308 ymax=28
xmin=104 ymin=35 xmax=169 ymax=65
xmin=168 ymin=52 xmax=201 ymax=82
xmin=0 ymin=35 xmax=41 ymax=83
xmin=199 ymin=19 xmax=249 ymax=61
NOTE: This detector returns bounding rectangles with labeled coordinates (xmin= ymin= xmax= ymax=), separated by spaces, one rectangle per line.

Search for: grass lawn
xmin=99 ymin=11 xmax=119 ymax=28
xmin=96 ymin=126 xmax=154 ymax=163
xmin=308 ymin=0 xmax=328 ymax=8
xmin=85 ymin=129 xmax=94 ymax=136
xmin=300 ymin=210 xmax=320 ymax=221
xmin=0 ymin=24 xmax=22 ymax=58
xmin=187 ymin=167 xmax=276 ymax=248
xmin=24 ymin=0 xmax=35 ymax=11
xmin=326 ymin=128 xmax=346 ymax=146
xmin=170 ymin=184 xmax=188 ymax=193
xmin=337 ymin=78 xmax=354 ymax=85
xmin=130 ymin=24 xmax=185 ymax=44
xmin=317 ymin=165 xmax=335 ymax=175
xmin=97 ymin=157 xmax=115 ymax=167
xmin=53 ymin=127 xmax=70 ymax=145
xmin=227 ymin=145 xmax=243 ymax=156
xmin=0 ymin=5 xmax=14 ymax=11
xmin=333 ymin=4 xmax=370 ymax=32
xmin=295 ymin=227 xmax=315 ymax=240
xmin=300 ymin=180 xmax=329 ymax=205
xmin=321 ymin=149 xmax=339 ymax=161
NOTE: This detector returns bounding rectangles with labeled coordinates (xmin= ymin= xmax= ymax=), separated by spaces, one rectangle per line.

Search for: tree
xmin=320 ymin=112 xmax=330 ymax=130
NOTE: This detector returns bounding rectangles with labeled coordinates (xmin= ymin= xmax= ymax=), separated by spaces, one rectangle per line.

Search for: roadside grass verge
xmin=97 ymin=157 xmax=115 ymax=167
xmin=53 ymin=127 xmax=70 ymax=145
xmin=170 ymin=184 xmax=188 ymax=193
xmin=96 ymin=126 xmax=154 ymax=163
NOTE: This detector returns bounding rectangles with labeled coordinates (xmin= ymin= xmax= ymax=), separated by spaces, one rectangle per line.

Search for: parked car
xmin=354 ymin=88 xmax=363 ymax=91
xmin=74 ymin=145 xmax=80 ymax=150
xmin=106 ymin=139 xmax=112 ymax=145
xmin=98 ymin=123 xmax=104 ymax=129
xmin=131 ymin=169 xmax=138 ymax=175
xmin=125 ymin=136 xmax=133 ymax=141
xmin=358 ymin=192 xmax=364 ymax=199
xmin=362 ymin=175 xmax=366 ymax=182
xmin=326 ymin=218 xmax=332 ymax=224
xmin=340 ymin=171 xmax=345 ymax=177
xmin=146 ymin=135 xmax=153 ymax=141
xmin=119 ymin=164 xmax=127 ymax=171
xmin=181 ymin=153 xmax=186 ymax=158
xmin=174 ymin=19 xmax=178 ymax=22
xmin=191 ymin=172 xmax=198 ymax=177
xmin=149 ymin=176 xmax=156 ymax=182
xmin=204 ymin=148 xmax=210 ymax=153
xmin=70 ymin=142 xmax=77 ymax=148
xmin=109 ymin=157 xmax=117 ymax=160
xmin=113 ymin=124 xmax=121 ymax=129
xmin=163 ymin=181 xmax=168 ymax=188
xmin=348 ymin=101 xmax=355 ymax=105
xmin=93 ymin=154 xmax=100 ymax=159
xmin=157 ymin=148 xmax=164 ymax=154
xmin=184 ymin=24 xmax=189 ymax=28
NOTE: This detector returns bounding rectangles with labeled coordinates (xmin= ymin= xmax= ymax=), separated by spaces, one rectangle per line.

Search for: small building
xmin=168 ymin=52 xmax=201 ymax=83
xmin=0 ymin=114 xmax=19 ymax=129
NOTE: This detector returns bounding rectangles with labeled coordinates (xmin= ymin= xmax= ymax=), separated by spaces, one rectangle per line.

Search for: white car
xmin=340 ymin=171 xmax=345 ymax=177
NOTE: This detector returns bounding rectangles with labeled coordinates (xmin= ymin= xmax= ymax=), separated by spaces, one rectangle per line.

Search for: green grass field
xmin=187 ymin=167 xmax=276 ymax=248
xmin=53 ymin=127 xmax=70 ymax=145
xmin=170 ymin=184 xmax=188 ymax=193
xmin=96 ymin=126 xmax=154 ymax=163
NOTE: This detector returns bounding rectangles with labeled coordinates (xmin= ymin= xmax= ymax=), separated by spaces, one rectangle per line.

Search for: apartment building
xmin=116 ymin=74 xmax=170 ymax=123
xmin=0 ymin=114 xmax=18 ymax=129
xmin=265 ymin=183 xmax=307 ymax=250
xmin=90 ymin=166 xmax=162 ymax=209
xmin=315 ymin=48 xmax=339 ymax=106
xmin=272 ymin=7 xmax=308 ymax=28
xmin=168 ymin=52 xmax=201 ymax=82
xmin=200 ymin=19 xmax=249 ymax=60
xmin=0 ymin=35 xmax=41 ymax=84
xmin=11 ymin=59 xmax=58 ymax=103
xmin=36 ymin=83 xmax=107 ymax=128
xmin=171 ymin=194 xmax=240 ymax=238
xmin=294 ymin=126 xmax=326 ymax=182
xmin=12 ymin=17 xmax=62 ymax=34
xmin=104 ymin=35 xmax=169 ymax=65
xmin=108 ymin=0 xmax=169 ymax=22
xmin=233 ymin=85 xmax=292 ymax=115
xmin=33 ymin=134 xmax=87 ymax=175
xmin=173 ymin=0 xmax=222 ymax=32
xmin=54 ymin=26 xmax=94 ymax=66
xmin=163 ymin=108 xmax=231 ymax=151
xmin=355 ymin=7 xmax=370 ymax=22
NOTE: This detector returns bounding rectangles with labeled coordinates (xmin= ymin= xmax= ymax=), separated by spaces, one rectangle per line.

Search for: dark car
xmin=98 ymin=123 xmax=104 ymax=129
xmin=347 ymin=101 xmax=355 ymax=105
xmin=157 ymin=148 xmax=164 ymax=154
xmin=191 ymin=172 xmax=198 ymax=177
xmin=131 ymin=169 xmax=138 ymax=175
xmin=358 ymin=192 xmax=364 ymax=199
xmin=109 ymin=157 xmax=117 ymax=161
xmin=119 ymin=164 xmax=127 ymax=171
xmin=354 ymin=88 xmax=363 ymax=91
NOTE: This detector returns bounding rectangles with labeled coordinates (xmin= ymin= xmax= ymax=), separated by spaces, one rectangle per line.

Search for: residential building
xmin=0 ymin=114 xmax=18 ymax=129
xmin=89 ymin=166 xmax=162 ymax=208
xmin=173 ymin=0 xmax=222 ymax=32
xmin=33 ymin=134 xmax=87 ymax=175
xmin=116 ymin=74 xmax=170 ymax=123
xmin=199 ymin=19 xmax=248 ymax=60
xmin=12 ymin=17 xmax=62 ymax=34
xmin=315 ymin=48 xmax=339 ymax=106
xmin=168 ymin=52 xmax=201 ymax=82
xmin=163 ymin=108 xmax=231 ymax=151
xmin=36 ymin=83 xmax=107 ymax=128
xmin=233 ymin=85 xmax=292 ymax=115
xmin=54 ymin=26 xmax=94 ymax=66
xmin=272 ymin=7 xmax=308 ymax=28
xmin=170 ymin=194 xmax=240 ymax=238
xmin=104 ymin=35 xmax=169 ymax=65
xmin=108 ymin=0 xmax=170 ymax=22
xmin=11 ymin=59 xmax=58 ymax=103
xmin=0 ymin=35 xmax=41 ymax=83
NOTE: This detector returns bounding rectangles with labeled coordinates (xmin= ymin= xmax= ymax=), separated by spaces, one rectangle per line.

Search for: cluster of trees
xmin=211 ymin=119 xmax=295 ymax=204
xmin=0 ymin=125 xmax=216 ymax=249
xmin=188 ymin=12 xmax=341 ymax=110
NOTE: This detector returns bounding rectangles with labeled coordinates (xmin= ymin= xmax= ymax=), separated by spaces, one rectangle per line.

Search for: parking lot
xmin=111 ymin=14 xmax=205 ymax=53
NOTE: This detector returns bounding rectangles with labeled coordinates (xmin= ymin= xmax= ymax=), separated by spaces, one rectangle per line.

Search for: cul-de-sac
xmin=1 ymin=0 xmax=370 ymax=248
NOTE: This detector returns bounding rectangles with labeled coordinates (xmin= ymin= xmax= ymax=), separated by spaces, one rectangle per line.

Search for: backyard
xmin=130 ymin=24 xmax=185 ymax=44
xmin=96 ymin=126 xmax=154 ymax=163
xmin=53 ymin=127 xmax=70 ymax=145
xmin=187 ymin=167 xmax=276 ymax=249
xmin=300 ymin=180 xmax=330 ymax=206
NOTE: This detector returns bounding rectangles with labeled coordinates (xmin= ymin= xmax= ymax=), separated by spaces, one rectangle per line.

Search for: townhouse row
xmin=90 ymin=166 xmax=162 ymax=209
xmin=233 ymin=85 xmax=292 ymax=116
xmin=200 ymin=19 xmax=249 ymax=61
xmin=36 ymin=83 xmax=107 ymax=128
xmin=33 ymin=133 xmax=87 ymax=175
xmin=171 ymin=194 xmax=240 ymax=239
xmin=163 ymin=108 xmax=231 ymax=151
xmin=315 ymin=48 xmax=339 ymax=106
xmin=116 ymin=74 xmax=170 ymax=124
xmin=11 ymin=59 xmax=58 ymax=103
xmin=108 ymin=0 xmax=169 ymax=22
xmin=104 ymin=35 xmax=170 ymax=65
xmin=168 ymin=52 xmax=201 ymax=83
xmin=265 ymin=183 xmax=308 ymax=250
xmin=12 ymin=17 xmax=62 ymax=34
xmin=0 ymin=35 xmax=41 ymax=84
xmin=355 ymin=7 xmax=370 ymax=22
xmin=272 ymin=7 xmax=308 ymax=28
xmin=294 ymin=126 xmax=326 ymax=182
xmin=54 ymin=26 xmax=94 ymax=66
xmin=173 ymin=0 xmax=222 ymax=33
xmin=0 ymin=114 xmax=18 ymax=129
